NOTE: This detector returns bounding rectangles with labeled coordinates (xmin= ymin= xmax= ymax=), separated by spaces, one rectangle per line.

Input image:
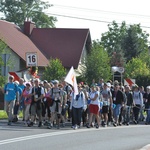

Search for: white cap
xmin=14 ymin=81 xmax=19 ymax=85
xmin=146 ymin=86 xmax=150 ymax=90
xmin=53 ymin=80 xmax=59 ymax=84
xmin=107 ymin=83 xmax=111 ymax=87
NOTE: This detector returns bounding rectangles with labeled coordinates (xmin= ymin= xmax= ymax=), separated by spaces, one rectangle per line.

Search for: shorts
xmin=102 ymin=106 xmax=109 ymax=114
xmin=89 ymin=104 xmax=99 ymax=115
xmin=113 ymin=104 xmax=121 ymax=118
xmin=30 ymin=103 xmax=42 ymax=117
xmin=50 ymin=101 xmax=62 ymax=114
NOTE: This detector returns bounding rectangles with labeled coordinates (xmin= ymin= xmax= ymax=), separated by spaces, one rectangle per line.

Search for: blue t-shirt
xmin=18 ymin=84 xmax=25 ymax=91
xmin=4 ymin=82 xmax=19 ymax=101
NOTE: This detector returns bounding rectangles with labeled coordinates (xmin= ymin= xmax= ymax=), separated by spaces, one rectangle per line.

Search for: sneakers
xmin=113 ymin=122 xmax=117 ymax=127
xmin=28 ymin=122 xmax=33 ymax=127
xmin=103 ymin=122 xmax=107 ymax=127
xmin=7 ymin=121 xmax=12 ymax=126
xmin=86 ymin=124 xmax=91 ymax=128
xmin=133 ymin=120 xmax=137 ymax=124
xmin=38 ymin=122 xmax=42 ymax=127
xmin=12 ymin=117 xmax=18 ymax=123
xmin=96 ymin=125 xmax=100 ymax=129
xmin=73 ymin=125 xmax=78 ymax=130
xmin=47 ymin=123 xmax=53 ymax=129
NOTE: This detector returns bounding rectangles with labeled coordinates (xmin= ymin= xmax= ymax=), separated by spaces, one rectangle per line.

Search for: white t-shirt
xmin=133 ymin=91 xmax=143 ymax=106
xmin=90 ymin=91 xmax=100 ymax=105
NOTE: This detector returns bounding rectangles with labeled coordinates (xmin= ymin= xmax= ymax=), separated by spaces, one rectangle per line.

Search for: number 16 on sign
xmin=26 ymin=52 xmax=38 ymax=67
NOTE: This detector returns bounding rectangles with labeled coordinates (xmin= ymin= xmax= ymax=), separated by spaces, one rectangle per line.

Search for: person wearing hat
xmin=143 ymin=86 xmax=150 ymax=124
xmin=123 ymin=85 xmax=133 ymax=125
xmin=132 ymin=85 xmax=143 ymax=124
xmin=12 ymin=79 xmax=24 ymax=123
xmin=86 ymin=84 xmax=101 ymax=129
xmin=100 ymin=82 xmax=112 ymax=127
xmin=3 ymin=75 xmax=19 ymax=125
xmin=28 ymin=78 xmax=45 ymax=127
xmin=48 ymin=80 xmax=64 ymax=129
xmin=111 ymin=83 xmax=124 ymax=127
xmin=22 ymin=82 xmax=32 ymax=126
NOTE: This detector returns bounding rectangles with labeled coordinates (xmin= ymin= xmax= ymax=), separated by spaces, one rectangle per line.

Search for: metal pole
xmin=121 ymin=73 xmax=122 ymax=86
xmin=4 ymin=54 xmax=6 ymax=76
xmin=113 ymin=72 xmax=114 ymax=86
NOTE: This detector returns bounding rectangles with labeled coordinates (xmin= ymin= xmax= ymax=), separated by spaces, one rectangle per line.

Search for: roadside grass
xmin=0 ymin=110 xmax=7 ymax=119
xmin=0 ymin=110 xmax=23 ymax=119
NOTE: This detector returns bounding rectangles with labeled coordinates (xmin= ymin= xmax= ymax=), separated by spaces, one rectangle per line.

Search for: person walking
xmin=123 ymin=85 xmax=133 ymax=125
xmin=28 ymin=78 xmax=44 ymax=127
xmin=87 ymin=85 xmax=100 ymax=129
xmin=112 ymin=83 xmax=124 ymax=127
xmin=70 ymin=85 xmax=86 ymax=129
xmin=3 ymin=75 xmax=19 ymax=125
xmin=132 ymin=85 xmax=143 ymax=124
xmin=101 ymin=83 xmax=112 ymax=127
xmin=144 ymin=86 xmax=150 ymax=124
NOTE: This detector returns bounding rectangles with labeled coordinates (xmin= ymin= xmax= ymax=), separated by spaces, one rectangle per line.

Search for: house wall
xmin=9 ymin=51 xmax=20 ymax=72
xmin=76 ymin=46 xmax=87 ymax=76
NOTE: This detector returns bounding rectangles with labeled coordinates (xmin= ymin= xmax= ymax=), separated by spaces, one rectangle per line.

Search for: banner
xmin=124 ymin=78 xmax=135 ymax=86
xmin=8 ymin=72 xmax=21 ymax=82
xmin=64 ymin=66 xmax=78 ymax=96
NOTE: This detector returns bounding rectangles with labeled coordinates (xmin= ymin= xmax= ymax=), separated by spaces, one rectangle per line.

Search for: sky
xmin=0 ymin=0 xmax=150 ymax=40
xmin=43 ymin=0 xmax=150 ymax=40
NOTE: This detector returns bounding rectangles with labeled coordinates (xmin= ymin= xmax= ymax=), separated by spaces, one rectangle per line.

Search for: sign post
xmin=1 ymin=54 xmax=10 ymax=76
xmin=111 ymin=66 xmax=124 ymax=85
xmin=26 ymin=52 xmax=38 ymax=67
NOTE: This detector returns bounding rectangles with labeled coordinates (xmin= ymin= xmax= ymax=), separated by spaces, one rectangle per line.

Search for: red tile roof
xmin=0 ymin=20 xmax=49 ymax=67
xmin=30 ymin=28 xmax=91 ymax=69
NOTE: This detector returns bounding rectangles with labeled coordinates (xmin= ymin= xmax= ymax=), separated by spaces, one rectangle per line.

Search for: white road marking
xmin=0 ymin=124 xmax=149 ymax=145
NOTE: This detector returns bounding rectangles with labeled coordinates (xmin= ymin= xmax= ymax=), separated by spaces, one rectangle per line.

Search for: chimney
xmin=24 ymin=21 xmax=35 ymax=37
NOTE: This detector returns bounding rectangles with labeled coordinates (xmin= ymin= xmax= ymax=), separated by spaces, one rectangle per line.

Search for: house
xmin=0 ymin=20 xmax=92 ymax=77
xmin=0 ymin=20 xmax=92 ymax=109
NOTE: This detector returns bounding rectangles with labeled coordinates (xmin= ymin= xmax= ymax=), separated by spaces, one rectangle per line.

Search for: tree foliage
xmin=84 ymin=40 xmax=111 ymax=84
xmin=0 ymin=40 xmax=9 ymax=86
xmin=125 ymin=57 xmax=150 ymax=86
xmin=138 ymin=49 xmax=150 ymax=68
xmin=125 ymin=58 xmax=149 ymax=78
xmin=42 ymin=58 xmax=66 ymax=81
xmin=0 ymin=0 xmax=57 ymax=28
xmin=101 ymin=21 xmax=149 ymax=65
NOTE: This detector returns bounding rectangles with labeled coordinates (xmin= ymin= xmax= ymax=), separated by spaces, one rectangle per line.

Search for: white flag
xmin=64 ymin=66 xmax=78 ymax=96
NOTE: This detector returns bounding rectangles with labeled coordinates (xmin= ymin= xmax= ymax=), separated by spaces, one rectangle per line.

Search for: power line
xmin=47 ymin=12 xmax=150 ymax=29
xmin=52 ymin=4 xmax=150 ymax=19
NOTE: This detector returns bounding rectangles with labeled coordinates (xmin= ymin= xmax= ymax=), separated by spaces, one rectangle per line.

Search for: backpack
xmin=133 ymin=91 xmax=142 ymax=101
xmin=48 ymin=88 xmax=61 ymax=107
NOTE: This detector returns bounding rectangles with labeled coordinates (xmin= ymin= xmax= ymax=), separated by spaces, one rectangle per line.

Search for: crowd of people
xmin=3 ymin=75 xmax=150 ymax=130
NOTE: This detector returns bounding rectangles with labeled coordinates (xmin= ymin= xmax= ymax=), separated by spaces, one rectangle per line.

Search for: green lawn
xmin=0 ymin=110 xmax=7 ymax=119
xmin=0 ymin=110 xmax=23 ymax=119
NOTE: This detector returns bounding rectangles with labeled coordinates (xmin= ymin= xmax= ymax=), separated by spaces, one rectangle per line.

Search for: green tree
xmin=138 ymin=49 xmax=150 ymax=68
xmin=84 ymin=40 xmax=111 ymax=84
xmin=101 ymin=21 xmax=149 ymax=64
xmin=42 ymin=58 xmax=66 ymax=81
xmin=0 ymin=0 xmax=57 ymax=28
xmin=0 ymin=40 xmax=9 ymax=86
xmin=122 ymin=24 xmax=149 ymax=61
xmin=125 ymin=57 xmax=150 ymax=86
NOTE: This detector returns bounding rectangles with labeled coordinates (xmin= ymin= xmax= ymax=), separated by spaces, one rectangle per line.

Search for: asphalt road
xmin=0 ymin=120 xmax=150 ymax=150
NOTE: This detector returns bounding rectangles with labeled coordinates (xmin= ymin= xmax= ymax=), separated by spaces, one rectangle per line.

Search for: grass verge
xmin=0 ymin=110 xmax=23 ymax=119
